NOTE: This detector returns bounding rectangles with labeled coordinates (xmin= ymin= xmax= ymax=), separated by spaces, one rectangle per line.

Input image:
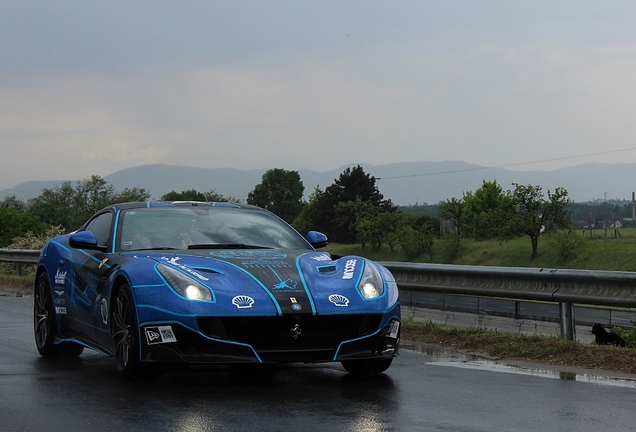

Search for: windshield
xmin=117 ymin=206 xmax=311 ymax=252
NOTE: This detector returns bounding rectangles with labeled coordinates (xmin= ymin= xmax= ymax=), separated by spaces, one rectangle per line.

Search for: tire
xmin=33 ymin=273 xmax=84 ymax=358
xmin=341 ymin=358 xmax=393 ymax=375
xmin=111 ymin=284 xmax=139 ymax=378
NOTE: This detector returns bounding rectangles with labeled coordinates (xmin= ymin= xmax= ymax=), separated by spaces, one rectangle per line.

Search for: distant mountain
xmin=1 ymin=161 xmax=635 ymax=205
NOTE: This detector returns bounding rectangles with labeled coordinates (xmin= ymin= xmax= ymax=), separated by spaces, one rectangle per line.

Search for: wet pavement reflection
xmin=403 ymin=342 xmax=636 ymax=389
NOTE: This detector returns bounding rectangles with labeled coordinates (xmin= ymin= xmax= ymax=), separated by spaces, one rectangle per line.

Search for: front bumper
xmin=139 ymin=309 xmax=400 ymax=365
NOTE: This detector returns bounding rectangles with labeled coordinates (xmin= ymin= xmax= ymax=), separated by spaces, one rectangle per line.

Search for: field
xmin=325 ymin=227 xmax=636 ymax=271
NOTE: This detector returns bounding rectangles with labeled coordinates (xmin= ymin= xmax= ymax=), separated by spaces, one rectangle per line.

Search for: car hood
xmin=127 ymin=249 xmax=397 ymax=316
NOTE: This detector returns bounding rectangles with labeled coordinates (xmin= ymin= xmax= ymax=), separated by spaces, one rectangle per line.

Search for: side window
xmin=85 ymin=212 xmax=113 ymax=246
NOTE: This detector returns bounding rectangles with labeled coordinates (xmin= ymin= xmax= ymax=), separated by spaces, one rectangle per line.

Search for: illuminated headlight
xmin=358 ymin=262 xmax=384 ymax=299
xmin=157 ymin=263 xmax=212 ymax=301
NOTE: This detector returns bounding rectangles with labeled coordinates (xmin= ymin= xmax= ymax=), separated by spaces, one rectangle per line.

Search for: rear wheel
xmin=111 ymin=284 xmax=139 ymax=378
xmin=33 ymin=273 xmax=83 ymax=358
xmin=341 ymin=358 xmax=393 ymax=375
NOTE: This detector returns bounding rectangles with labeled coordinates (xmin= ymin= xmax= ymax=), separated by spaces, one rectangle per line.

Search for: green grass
xmin=403 ymin=320 xmax=636 ymax=374
xmin=325 ymin=228 xmax=636 ymax=271
xmin=0 ymin=274 xmax=33 ymax=294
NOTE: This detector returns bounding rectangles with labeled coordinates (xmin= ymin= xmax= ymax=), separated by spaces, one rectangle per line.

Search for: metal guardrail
xmin=380 ymin=262 xmax=636 ymax=307
xmin=380 ymin=261 xmax=636 ymax=340
xmin=2 ymin=249 xmax=634 ymax=339
xmin=0 ymin=249 xmax=40 ymax=276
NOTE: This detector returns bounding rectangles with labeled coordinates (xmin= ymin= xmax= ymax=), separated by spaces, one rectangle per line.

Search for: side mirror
xmin=306 ymin=231 xmax=328 ymax=249
xmin=69 ymin=231 xmax=107 ymax=251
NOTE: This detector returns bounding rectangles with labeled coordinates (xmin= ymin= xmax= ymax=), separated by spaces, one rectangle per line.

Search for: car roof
xmin=102 ymin=201 xmax=263 ymax=212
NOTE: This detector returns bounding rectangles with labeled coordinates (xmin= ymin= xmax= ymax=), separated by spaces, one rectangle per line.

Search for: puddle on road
xmin=402 ymin=342 xmax=636 ymax=389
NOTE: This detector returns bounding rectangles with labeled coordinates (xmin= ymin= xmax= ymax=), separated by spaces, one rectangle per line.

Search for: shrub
xmin=554 ymin=230 xmax=585 ymax=263
xmin=0 ymin=226 xmax=64 ymax=277
xmin=440 ymin=232 xmax=462 ymax=263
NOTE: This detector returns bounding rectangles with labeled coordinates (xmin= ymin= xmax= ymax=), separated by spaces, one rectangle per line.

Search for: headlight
xmin=157 ymin=263 xmax=213 ymax=301
xmin=358 ymin=262 xmax=384 ymax=299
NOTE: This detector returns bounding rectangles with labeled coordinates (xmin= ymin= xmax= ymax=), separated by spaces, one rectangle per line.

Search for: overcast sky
xmin=2 ymin=1 xmax=636 ymax=192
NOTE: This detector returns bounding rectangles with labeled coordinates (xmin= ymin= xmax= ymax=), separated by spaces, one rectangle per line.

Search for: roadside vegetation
xmin=3 ymin=165 xmax=636 ymax=373
xmin=402 ymin=320 xmax=636 ymax=375
xmin=325 ymin=228 xmax=636 ymax=272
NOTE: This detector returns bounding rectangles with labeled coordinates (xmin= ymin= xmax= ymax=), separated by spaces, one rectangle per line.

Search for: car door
xmin=66 ymin=211 xmax=115 ymax=343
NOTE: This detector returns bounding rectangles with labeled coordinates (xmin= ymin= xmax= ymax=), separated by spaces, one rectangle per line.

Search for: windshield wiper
xmin=141 ymin=246 xmax=180 ymax=251
xmin=188 ymin=243 xmax=271 ymax=250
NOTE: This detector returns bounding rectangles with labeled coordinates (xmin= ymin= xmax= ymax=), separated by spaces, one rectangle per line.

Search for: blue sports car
xmin=34 ymin=201 xmax=400 ymax=377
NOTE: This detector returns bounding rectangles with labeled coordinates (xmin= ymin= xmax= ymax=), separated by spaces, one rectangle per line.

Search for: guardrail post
xmin=559 ymin=302 xmax=575 ymax=341
xmin=16 ymin=263 xmax=22 ymax=276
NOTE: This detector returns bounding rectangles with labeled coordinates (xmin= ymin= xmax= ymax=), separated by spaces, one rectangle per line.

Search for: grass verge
xmin=0 ymin=273 xmax=34 ymax=294
xmin=403 ymin=320 xmax=636 ymax=375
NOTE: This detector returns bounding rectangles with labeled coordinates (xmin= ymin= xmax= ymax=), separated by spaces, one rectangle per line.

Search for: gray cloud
xmin=2 ymin=1 xmax=636 ymax=191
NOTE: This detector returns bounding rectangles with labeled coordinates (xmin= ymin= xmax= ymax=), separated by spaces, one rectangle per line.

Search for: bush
xmin=397 ymin=225 xmax=436 ymax=260
xmin=440 ymin=232 xmax=462 ymax=263
xmin=614 ymin=321 xmax=636 ymax=348
xmin=0 ymin=226 xmax=64 ymax=277
xmin=554 ymin=230 xmax=585 ymax=263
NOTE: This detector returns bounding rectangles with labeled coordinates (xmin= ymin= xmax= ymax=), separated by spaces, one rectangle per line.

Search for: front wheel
xmin=111 ymin=284 xmax=139 ymax=378
xmin=341 ymin=358 xmax=393 ymax=375
xmin=33 ymin=273 xmax=83 ymax=358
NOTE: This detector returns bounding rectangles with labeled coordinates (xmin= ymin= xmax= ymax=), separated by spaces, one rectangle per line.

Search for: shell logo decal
xmin=328 ymin=294 xmax=349 ymax=307
xmin=232 ymin=295 xmax=255 ymax=309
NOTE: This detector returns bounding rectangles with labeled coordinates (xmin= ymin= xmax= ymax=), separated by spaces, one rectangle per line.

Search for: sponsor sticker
xmin=160 ymin=256 xmax=210 ymax=281
xmin=388 ymin=321 xmax=400 ymax=339
xmin=342 ymin=259 xmax=357 ymax=280
xmin=145 ymin=326 xmax=178 ymax=345
xmin=232 ymin=295 xmax=255 ymax=309
xmin=273 ymin=278 xmax=298 ymax=290
xmin=328 ymin=294 xmax=349 ymax=307
xmin=209 ymin=250 xmax=287 ymax=260
xmin=290 ymin=297 xmax=302 ymax=311
xmin=310 ymin=253 xmax=332 ymax=262
xmin=55 ymin=306 xmax=67 ymax=315
xmin=55 ymin=269 xmax=67 ymax=285
xmin=243 ymin=259 xmax=291 ymax=269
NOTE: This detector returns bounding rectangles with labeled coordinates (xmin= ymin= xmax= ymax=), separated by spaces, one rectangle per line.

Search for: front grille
xmin=197 ymin=314 xmax=383 ymax=351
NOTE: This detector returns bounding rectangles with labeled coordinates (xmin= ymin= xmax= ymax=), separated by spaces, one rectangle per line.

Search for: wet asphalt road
xmin=2 ymin=294 xmax=636 ymax=432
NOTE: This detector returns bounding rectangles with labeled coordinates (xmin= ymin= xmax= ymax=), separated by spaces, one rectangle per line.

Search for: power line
xmin=377 ymin=146 xmax=636 ymax=181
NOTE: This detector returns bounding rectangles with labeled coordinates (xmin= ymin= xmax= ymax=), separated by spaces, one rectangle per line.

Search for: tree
xmin=27 ymin=181 xmax=78 ymax=230
xmin=72 ymin=175 xmax=116 ymax=222
xmin=27 ymin=176 xmax=118 ymax=230
xmin=292 ymin=186 xmax=323 ymax=235
xmin=111 ymin=187 xmax=151 ymax=204
xmin=438 ymin=197 xmax=465 ymax=236
xmin=396 ymin=217 xmax=437 ymax=260
xmin=161 ymin=189 xmax=210 ymax=201
xmin=204 ymin=190 xmax=242 ymax=203
xmin=161 ymin=189 xmax=240 ymax=203
xmin=511 ymin=183 xmax=571 ymax=259
xmin=336 ymin=198 xmax=382 ymax=248
xmin=247 ymin=169 xmax=304 ymax=223
xmin=0 ymin=207 xmax=47 ymax=247
xmin=463 ymin=180 xmax=515 ymax=240
xmin=308 ymin=165 xmax=396 ymax=243
xmin=0 ymin=195 xmax=27 ymax=212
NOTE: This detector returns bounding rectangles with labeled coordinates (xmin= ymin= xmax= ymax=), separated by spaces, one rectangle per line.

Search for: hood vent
xmin=193 ymin=267 xmax=222 ymax=275
xmin=317 ymin=265 xmax=337 ymax=273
